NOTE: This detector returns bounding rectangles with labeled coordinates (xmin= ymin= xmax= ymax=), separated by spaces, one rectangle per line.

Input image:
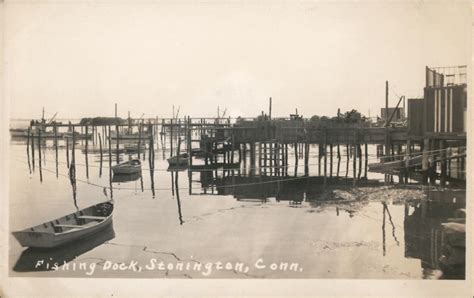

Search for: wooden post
xmin=85 ymin=125 xmax=89 ymax=179
xmin=99 ymin=132 xmax=103 ymax=177
xmin=304 ymin=143 xmax=309 ymax=176
xmin=27 ymin=127 xmax=31 ymax=172
xmin=358 ymin=144 xmax=362 ymax=179
xmin=352 ymin=143 xmax=357 ymax=185
xmin=54 ymin=125 xmax=58 ymax=178
xmin=345 ymin=144 xmax=349 ymax=178
xmin=364 ymin=143 xmax=368 ymax=179
xmin=294 ymin=142 xmax=298 ymax=176
xmin=72 ymin=126 xmax=76 ymax=165
xmin=170 ymin=119 xmax=174 ymax=158
xmin=336 ymin=144 xmax=341 ymax=177
xmin=138 ymin=122 xmax=142 ymax=159
xmin=323 ymin=132 xmax=327 ymax=184
xmin=66 ymin=136 xmax=69 ymax=168
xmin=329 ymin=144 xmax=333 ymax=178
xmin=38 ymin=129 xmax=43 ymax=182
xmin=115 ymin=124 xmax=120 ymax=164
xmin=31 ymin=128 xmax=35 ymax=171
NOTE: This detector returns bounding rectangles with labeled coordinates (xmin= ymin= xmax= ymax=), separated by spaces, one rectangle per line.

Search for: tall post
xmin=364 ymin=143 xmax=368 ymax=179
xmin=115 ymin=123 xmax=120 ymax=164
xmin=38 ymin=129 xmax=43 ymax=182
xmin=345 ymin=144 xmax=349 ymax=178
xmin=336 ymin=144 xmax=341 ymax=176
xmin=329 ymin=144 xmax=333 ymax=178
xmin=54 ymin=125 xmax=58 ymax=178
xmin=31 ymin=128 xmax=35 ymax=171
xmin=138 ymin=123 xmax=142 ymax=160
xmin=323 ymin=132 xmax=327 ymax=185
xmin=385 ymin=81 xmax=389 ymax=126
xmin=85 ymin=125 xmax=89 ymax=179
xmin=99 ymin=132 xmax=103 ymax=177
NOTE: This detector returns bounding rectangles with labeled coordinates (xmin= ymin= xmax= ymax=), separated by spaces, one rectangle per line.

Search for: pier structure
xmin=24 ymin=65 xmax=467 ymax=187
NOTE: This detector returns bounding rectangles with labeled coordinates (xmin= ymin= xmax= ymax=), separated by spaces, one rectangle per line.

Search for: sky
xmin=4 ymin=1 xmax=471 ymax=120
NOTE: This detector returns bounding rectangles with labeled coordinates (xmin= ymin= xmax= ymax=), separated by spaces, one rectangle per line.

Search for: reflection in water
xmin=112 ymin=172 xmax=141 ymax=183
xmin=13 ymin=224 xmax=115 ymax=272
xmin=68 ymin=162 xmax=79 ymax=210
xmin=173 ymin=171 xmax=184 ymax=225
xmin=404 ymin=191 xmax=466 ymax=279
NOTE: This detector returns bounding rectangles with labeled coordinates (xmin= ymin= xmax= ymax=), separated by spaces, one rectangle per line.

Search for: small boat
xmin=111 ymin=159 xmax=142 ymax=174
xmin=12 ymin=201 xmax=114 ymax=248
xmin=167 ymin=153 xmax=189 ymax=166
xmin=124 ymin=144 xmax=146 ymax=153
xmin=63 ymin=131 xmax=93 ymax=140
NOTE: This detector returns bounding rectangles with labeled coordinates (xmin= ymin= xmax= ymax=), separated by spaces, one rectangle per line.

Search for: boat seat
xmin=54 ymin=224 xmax=86 ymax=229
xmin=78 ymin=215 xmax=107 ymax=220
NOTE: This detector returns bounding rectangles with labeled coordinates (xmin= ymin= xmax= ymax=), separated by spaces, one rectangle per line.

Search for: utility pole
xmin=115 ymin=103 xmax=118 ymax=118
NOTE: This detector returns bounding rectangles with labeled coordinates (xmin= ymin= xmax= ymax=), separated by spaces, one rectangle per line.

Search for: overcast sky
xmin=5 ymin=1 xmax=471 ymax=120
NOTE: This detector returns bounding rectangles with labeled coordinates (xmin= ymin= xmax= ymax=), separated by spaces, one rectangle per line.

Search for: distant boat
xmin=110 ymin=131 xmax=151 ymax=140
xmin=63 ymin=131 xmax=93 ymax=140
xmin=124 ymin=144 xmax=146 ymax=153
xmin=10 ymin=128 xmax=61 ymax=139
xmin=12 ymin=201 xmax=114 ymax=248
xmin=111 ymin=159 xmax=142 ymax=174
xmin=167 ymin=153 xmax=189 ymax=167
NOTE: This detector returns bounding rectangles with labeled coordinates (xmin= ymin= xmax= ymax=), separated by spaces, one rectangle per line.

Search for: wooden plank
xmin=54 ymin=224 xmax=86 ymax=229
xmin=78 ymin=215 xmax=107 ymax=220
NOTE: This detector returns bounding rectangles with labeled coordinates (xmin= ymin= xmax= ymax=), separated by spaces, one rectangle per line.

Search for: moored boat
xmin=12 ymin=201 xmax=114 ymax=248
xmin=111 ymin=159 xmax=142 ymax=174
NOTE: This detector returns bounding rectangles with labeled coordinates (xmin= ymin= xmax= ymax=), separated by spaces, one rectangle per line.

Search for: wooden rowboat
xmin=111 ymin=159 xmax=142 ymax=174
xmin=12 ymin=201 xmax=114 ymax=248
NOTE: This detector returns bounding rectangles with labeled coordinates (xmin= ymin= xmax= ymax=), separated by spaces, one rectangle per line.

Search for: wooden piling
xmin=115 ymin=124 xmax=120 ymax=163
xmin=329 ymin=144 xmax=333 ymax=177
xmin=85 ymin=125 xmax=89 ymax=179
xmin=336 ymin=144 xmax=341 ymax=177
xmin=138 ymin=122 xmax=142 ymax=159
xmin=358 ymin=144 xmax=362 ymax=179
xmin=294 ymin=142 xmax=298 ymax=176
xmin=38 ymin=129 xmax=43 ymax=182
xmin=54 ymin=125 xmax=58 ymax=178
xmin=99 ymin=132 xmax=103 ymax=177
xmin=31 ymin=128 xmax=35 ymax=171
xmin=345 ymin=145 xmax=349 ymax=178
xmin=364 ymin=143 xmax=368 ymax=179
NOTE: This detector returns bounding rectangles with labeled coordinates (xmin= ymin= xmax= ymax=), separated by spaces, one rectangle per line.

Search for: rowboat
xmin=13 ymin=224 xmax=115 ymax=272
xmin=124 ymin=144 xmax=146 ymax=153
xmin=111 ymin=159 xmax=142 ymax=174
xmin=167 ymin=153 xmax=189 ymax=167
xmin=12 ymin=201 xmax=114 ymax=248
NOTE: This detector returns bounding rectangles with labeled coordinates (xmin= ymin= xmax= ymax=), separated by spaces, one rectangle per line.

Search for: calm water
xmin=8 ymin=134 xmax=465 ymax=279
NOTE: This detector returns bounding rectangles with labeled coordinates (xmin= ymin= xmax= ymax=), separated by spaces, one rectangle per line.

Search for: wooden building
xmin=408 ymin=66 xmax=467 ymax=137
